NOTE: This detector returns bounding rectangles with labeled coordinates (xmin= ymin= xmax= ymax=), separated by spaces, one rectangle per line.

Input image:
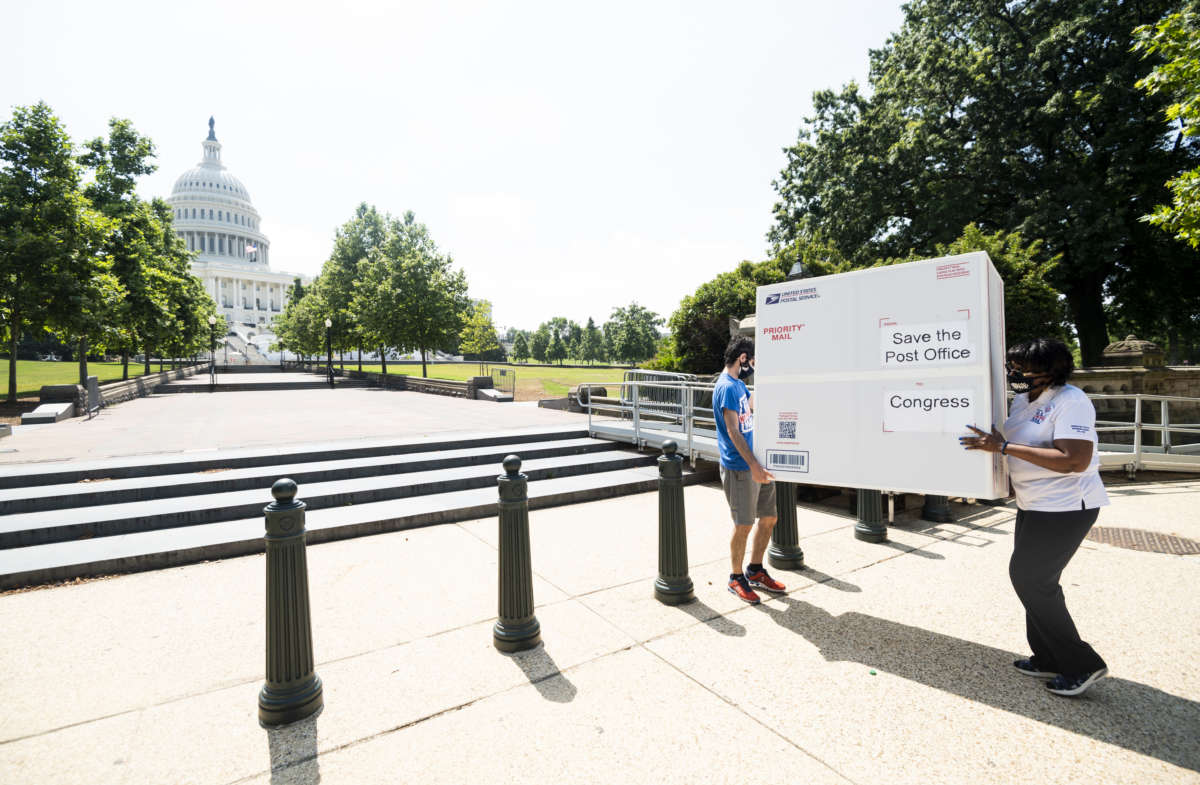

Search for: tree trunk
xmin=357 ymin=346 xmax=362 ymax=372
xmin=7 ymin=315 xmax=18 ymax=403
xmin=122 ymin=349 xmax=129 ymax=381
xmin=78 ymin=337 xmax=88 ymax=387
xmin=421 ymin=349 xmax=428 ymax=378
xmin=339 ymin=351 xmax=344 ymax=371
xmin=380 ymin=346 xmax=387 ymax=375
xmin=144 ymin=342 xmax=151 ymax=376
xmin=1065 ymin=272 xmax=1108 ymax=368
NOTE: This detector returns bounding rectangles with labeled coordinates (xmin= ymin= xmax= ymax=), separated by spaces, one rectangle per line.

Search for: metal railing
xmin=490 ymin=367 xmax=516 ymax=397
xmin=584 ymin=379 xmax=725 ymax=464
xmin=583 ymin=381 xmax=1200 ymax=475
xmin=616 ymin=370 xmax=702 ymax=424
xmin=1089 ymin=393 xmax=1200 ymax=474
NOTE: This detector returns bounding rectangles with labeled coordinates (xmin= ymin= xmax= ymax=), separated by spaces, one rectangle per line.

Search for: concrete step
xmin=213 ymin=365 xmax=284 ymax=373
xmin=155 ymin=379 xmax=374 ymax=393
xmin=0 ymin=450 xmax=658 ymax=548
xmin=0 ymin=437 xmax=615 ymax=514
xmin=0 ymin=464 xmax=713 ymax=589
xmin=0 ymin=427 xmax=589 ymax=489
xmin=20 ymin=402 xmax=74 ymax=425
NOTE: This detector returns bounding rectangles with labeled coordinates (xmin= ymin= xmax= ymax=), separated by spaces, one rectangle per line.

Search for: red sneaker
xmin=728 ymin=577 xmax=761 ymax=605
xmin=746 ymin=567 xmax=786 ymax=593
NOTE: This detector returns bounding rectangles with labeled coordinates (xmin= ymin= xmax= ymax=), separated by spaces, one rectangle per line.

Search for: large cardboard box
xmin=753 ymin=252 xmax=1008 ymax=498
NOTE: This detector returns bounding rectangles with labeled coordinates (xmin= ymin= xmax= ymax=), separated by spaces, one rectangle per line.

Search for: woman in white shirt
xmin=961 ymin=338 xmax=1109 ymax=697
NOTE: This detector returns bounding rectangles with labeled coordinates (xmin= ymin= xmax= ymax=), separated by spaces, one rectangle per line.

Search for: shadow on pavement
xmin=676 ymin=598 xmax=746 ymax=636
xmin=266 ymin=711 xmax=321 ymax=784
xmin=754 ymin=596 xmax=1199 ymax=772
xmin=878 ymin=541 xmax=945 ymax=560
xmin=797 ymin=567 xmax=861 ymax=593
xmin=511 ymin=644 xmax=578 ymax=703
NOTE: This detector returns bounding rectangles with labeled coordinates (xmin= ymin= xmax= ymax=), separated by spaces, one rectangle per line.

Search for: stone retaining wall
xmin=98 ymin=366 xmax=203 ymax=407
xmin=286 ymin=362 xmax=496 ymax=400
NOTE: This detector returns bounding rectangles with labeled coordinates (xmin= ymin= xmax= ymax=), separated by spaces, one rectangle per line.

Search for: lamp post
xmin=324 ymin=318 xmax=334 ymax=388
xmin=208 ymin=315 xmax=218 ymax=389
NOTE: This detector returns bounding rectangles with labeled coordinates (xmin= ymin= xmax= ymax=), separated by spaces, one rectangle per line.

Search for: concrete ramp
xmin=20 ymin=402 xmax=74 ymax=425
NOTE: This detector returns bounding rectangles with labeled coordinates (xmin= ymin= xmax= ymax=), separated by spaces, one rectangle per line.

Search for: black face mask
xmin=738 ymin=362 xmax=753 ymax=381
xmin=1007 ymin=368 xmax=1045 ymax=394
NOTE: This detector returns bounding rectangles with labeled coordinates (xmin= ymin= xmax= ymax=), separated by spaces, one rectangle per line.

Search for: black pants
xmin=1009 ymin=506 xmax=1106 ymax=675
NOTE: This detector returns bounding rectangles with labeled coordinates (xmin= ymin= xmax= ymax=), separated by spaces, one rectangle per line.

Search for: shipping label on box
xmin=753 ymin=252 xmax=1008 ymax=499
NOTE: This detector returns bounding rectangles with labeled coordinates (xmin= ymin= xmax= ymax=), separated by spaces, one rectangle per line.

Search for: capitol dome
xmin=167 ymin=118 xmax=301 ymax=359
xmin=167 ymin=117 xmax=268 ymax=265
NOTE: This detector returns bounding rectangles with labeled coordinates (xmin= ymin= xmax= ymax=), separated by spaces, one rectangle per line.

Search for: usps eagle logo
xmin=765 ymin=293 xmax=781 ymax=305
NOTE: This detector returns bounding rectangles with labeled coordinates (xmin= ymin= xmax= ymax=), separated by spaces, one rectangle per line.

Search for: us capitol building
xmin=166 ymin=118 xmax=305 ymax=361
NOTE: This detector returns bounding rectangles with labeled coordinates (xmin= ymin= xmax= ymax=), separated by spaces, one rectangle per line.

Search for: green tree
xmin=770 ymin=0 xmax=1199 ymax=365
xmin=354 ymin=211 xmax=467 ymax=377
xmin=144 ymin=199 xmax=208 ymax=364
xmin=643 ymin=334 xmax=683 ymax=372
xmin=547 ymin=329 xmax=566 ymax=365
xmin=566 ymin=320 xmax=583 ymax=360
xmin=460 ymin=299 xmax=501 ymax=374
xmin=1135 ymin=5 xmax=1200 ymax=249
xmin=602 ymin=321 xmax=617 ymax=364
xmin=286 ymin=276 xmax=306 ymax=306
xmin=0 ymin=102 xmax=106 ymax=401
xmin=882 ymin=225 xmax=1069 ymax=346
xmin=512 ymin=331 xmax=530 ymax=363
xmin=276 ymin=283 xmax=327 ymax=359
xmin=530 ymin=324 xmax=550 ymax=363
xmin=605 ymin=302 xmax=662 ymax=365
xmin=580 ymin=317 xmax=603 ymax=364
xmin=320 ymin=203 xmax=387 ymax=359
xmin=668 ymin=260 xmax=784 ymax=373
xmin=78 ymin=118 xmax=181 ymax=378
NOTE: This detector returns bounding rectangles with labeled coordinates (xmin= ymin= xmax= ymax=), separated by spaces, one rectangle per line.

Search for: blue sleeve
xmin=714 ymin=381 xmax=735 ymax=414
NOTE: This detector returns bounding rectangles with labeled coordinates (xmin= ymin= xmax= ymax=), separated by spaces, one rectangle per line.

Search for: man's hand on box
xmin=751 ymin=463 xmax=776 ymax=484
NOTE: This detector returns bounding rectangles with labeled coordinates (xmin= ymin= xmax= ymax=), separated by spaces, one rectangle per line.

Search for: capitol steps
xmin=0 ymin=428 xmax=715 ymax=589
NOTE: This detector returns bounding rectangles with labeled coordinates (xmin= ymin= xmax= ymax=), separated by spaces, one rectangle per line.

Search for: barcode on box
xmin=766 ymin=450 xmax=809 ymax=473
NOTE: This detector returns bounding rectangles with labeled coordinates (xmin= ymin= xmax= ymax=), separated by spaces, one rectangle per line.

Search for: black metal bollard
xmin=258 ymin=479 xmax=323 ymax=727
xmin=921 ymin=494 xmax=954 ymax=522
xmin=768 ymin=481 xmax=805 ymax=569
xmin=854 ymin=488 xmax=887 ymax=543
xmin=494 ymin=456 xmax=541 ymax=652
xmin=654 ymin=441 xmax=694 ymax=605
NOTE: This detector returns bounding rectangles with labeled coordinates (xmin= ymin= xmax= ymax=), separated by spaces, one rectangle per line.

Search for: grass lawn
xmin=0 ymin=360 xmax=159 ymax=398
xmin=349 ymin=362 xmax=629 ymax=402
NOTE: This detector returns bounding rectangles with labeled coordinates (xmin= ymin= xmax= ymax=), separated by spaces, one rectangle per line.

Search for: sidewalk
xmin=1 ymin=478 xmax=1197 ymax=785
xmin=0 ymin=387 xmax=587 ymax=465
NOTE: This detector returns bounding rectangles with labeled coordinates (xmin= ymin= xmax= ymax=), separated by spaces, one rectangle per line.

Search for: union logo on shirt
xmin=1031 ymin=403 xmax=1054 ymax=424
xmin=738 ymin=397 xmax=753 ymax=433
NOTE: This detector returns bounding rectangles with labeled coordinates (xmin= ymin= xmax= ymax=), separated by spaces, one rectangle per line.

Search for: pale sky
xmin=5 ymin=0 xmax=905 ymax=332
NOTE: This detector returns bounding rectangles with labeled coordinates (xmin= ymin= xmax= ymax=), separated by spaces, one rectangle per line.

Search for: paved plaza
xmin=0 ymin=386 xmax=588 ymax=465
xmin=1 ymin=390 xmax=1198 ymax=784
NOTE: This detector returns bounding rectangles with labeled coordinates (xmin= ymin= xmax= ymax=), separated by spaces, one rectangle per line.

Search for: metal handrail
xmin=583 ymin=379 xmax=728 ymax=463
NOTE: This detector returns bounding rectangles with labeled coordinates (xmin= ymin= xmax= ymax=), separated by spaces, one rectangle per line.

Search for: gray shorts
xmin=720 ymin=467 xmax=777 ymax=527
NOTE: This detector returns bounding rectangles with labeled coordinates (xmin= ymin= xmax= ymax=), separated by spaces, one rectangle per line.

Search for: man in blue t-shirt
xmin=713 ymin=337 xmax=785 ymax=604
